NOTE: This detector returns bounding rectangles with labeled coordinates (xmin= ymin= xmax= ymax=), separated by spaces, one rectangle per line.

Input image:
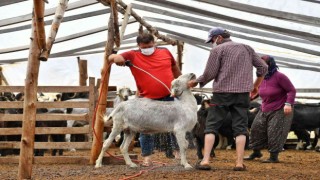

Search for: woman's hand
xmin=284 ymin=104 xmax=292 ymax=115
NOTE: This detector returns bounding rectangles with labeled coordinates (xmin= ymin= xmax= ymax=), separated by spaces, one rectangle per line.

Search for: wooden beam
xmin=176 ymin=41 xmax=184 ymax=70
xmin=195 ymin=0 xmax=320 ymax=26
xmin=33 ymin=0 xmax=47 ymax=58
xmin=0 ymin=0 xmax=27 ymax=6
xmin=0 ymin=142 xmax=92 ymax=149
xmin=134 ymin=1 xmax=320 ymax=43
xmin=39 ymin=0 xmax=68 ymax=61
xmin=116 ymin=0 xmax=178 ymax=45
xmin=111 ymin=0 xmax=121 ymax=49
xmin=114 ymin=3 xmax=132 ymax=52
xmin=90 ymin=0 xmax=116 ymax=165
xmin=0 ymin=0 xmax=98 ymax=27
xmin=77 ymin=58 xmax=88 ymax=86
xmin=0 ymin=101 xmax=114 ymax=109
xmin=148 ymin=17 xmax=320 ymax=57
xmin=0 ymin=113 xmax=88 ymax=121
xmin=0 ymin=127 xmax=89 ymax=136
xmin=18 ymin=6 xmax=42 ymax=179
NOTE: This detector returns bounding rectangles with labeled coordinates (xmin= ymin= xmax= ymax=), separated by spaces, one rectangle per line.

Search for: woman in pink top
xmin=244 ymin=55 xmax=296 ymax=163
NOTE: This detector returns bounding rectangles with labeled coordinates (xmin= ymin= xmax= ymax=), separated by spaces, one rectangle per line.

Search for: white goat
xmin=95 ymin=73 xmax=198 ymax=169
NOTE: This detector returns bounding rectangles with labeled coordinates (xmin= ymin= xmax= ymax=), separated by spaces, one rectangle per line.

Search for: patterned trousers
xmin=249 ymin=108 xmax=292 ymax=153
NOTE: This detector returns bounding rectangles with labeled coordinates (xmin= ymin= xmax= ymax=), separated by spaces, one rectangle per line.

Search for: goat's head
xmin=117 ymin=87 xmax=132 ymax=101
xmin=171 ymin=73 xmax=196 ymax=97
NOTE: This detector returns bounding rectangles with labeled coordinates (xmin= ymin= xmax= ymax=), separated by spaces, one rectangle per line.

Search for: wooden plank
xmin=0 ymin=0 xmax=98 ymax=27
xmin=0 ymin=86 xmax=89 ymax=92
xmin=0 ymin=85 xmax=115 ymax=93
xmin=0 ymin=113 xmax=89 ymax=121
xmin=0 ymin=155 xmax=137 ymax=165
xmin=0 ymin=101 xmax=89 ymax=108
xmin=0 ymin=127 xmax=89 ymax=135
xmin=133 ymin=1 xmax=320 ymax=43
xmin=0 ymin=142 xmax=92 ymax=149
xmin=195 ymin=0 xmax=320 ymax=26
xmin=0 ymin=0 xmax=27 ymax=7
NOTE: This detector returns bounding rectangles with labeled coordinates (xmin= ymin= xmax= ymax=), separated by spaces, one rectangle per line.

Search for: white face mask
xmin=140 ymin=47 xmax=155 ymax=56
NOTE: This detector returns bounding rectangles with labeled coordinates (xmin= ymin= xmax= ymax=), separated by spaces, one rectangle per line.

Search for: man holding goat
xmin=108 ymin=32 xmax=181 ymax=166
xmin=188 ymin=27 xmax=268 ymax=171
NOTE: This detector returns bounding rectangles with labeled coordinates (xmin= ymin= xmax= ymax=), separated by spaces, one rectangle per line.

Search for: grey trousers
xmin=249 ymin=108 xmax=293 ymax=153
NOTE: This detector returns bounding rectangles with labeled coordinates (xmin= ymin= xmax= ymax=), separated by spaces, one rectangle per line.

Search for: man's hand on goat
xmin=187 ymin=80 xmax=198 ymax=88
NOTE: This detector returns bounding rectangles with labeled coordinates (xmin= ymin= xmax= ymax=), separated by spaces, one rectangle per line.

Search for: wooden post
xmin=0 ymin=66 xmax=2 ymax=85
xmin=138 ymin=23 xmax=143 ymax=35
xmin=17 ymin=6 xmax=42 ymax=180
xmin=39 ymin=0 xmax=68 ymax=61
xmin=176 ymin=41 xmax=184 ymax=71
xmin=77 ymin=57 xmax=88 ymax=86
xmin=33 ymin=0 xmax=46 ymax=60
xmin=88 ymin=77 xmax=95 ymax=142
xmin=114 ymin=3 xmax=132 ymax=52
xmin=112 ymin=0 xmax=120 ymax=49
xmin=90 ymin=0 xmax=116 ymax=165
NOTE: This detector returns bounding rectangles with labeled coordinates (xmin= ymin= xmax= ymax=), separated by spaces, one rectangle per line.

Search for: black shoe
xmin=262 ymin=152 xmax=279 ymax=163
xmin=262 ymin=158 xmax=279 ymax=163
xmin=244 ymin=150 xmax=263 ymax=160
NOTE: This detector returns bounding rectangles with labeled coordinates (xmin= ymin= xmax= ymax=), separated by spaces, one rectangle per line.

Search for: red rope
xmin=91 ymin=61 xmax=168 ymax=180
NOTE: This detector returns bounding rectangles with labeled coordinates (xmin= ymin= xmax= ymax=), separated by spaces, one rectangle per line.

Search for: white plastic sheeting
xmin=0 ymin=0 xmax=319 ymax=97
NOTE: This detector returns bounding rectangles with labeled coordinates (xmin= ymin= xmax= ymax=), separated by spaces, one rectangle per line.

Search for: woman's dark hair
xmin=136 ymin=33 xmax=154 ymax=44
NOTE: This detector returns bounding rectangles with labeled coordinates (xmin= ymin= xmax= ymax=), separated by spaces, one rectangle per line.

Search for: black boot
xmin=244 ymin=149 xmax=263 ymax=160
xmin=262 ymin=152 xmax=279 ymax=163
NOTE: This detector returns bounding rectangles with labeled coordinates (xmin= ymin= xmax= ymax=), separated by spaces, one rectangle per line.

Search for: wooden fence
xmin=0 ymin=77 xmax=118 ymax=164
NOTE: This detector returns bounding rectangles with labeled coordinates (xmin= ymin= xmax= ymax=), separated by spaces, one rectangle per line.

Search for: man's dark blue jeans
xmin=140 ymin=95 xmax=174 ymax=157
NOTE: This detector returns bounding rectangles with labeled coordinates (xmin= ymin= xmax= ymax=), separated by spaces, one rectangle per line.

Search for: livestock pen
xmin=0 ymin=77 xmax=121 ymax=164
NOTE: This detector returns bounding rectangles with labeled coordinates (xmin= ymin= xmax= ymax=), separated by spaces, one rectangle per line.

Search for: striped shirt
xmin=196 ymin=38 xmax=268 ymax=93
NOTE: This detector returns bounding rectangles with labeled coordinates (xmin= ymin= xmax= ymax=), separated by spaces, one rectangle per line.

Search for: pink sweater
xmin=259 ymin=71 xmax=296 ymax=112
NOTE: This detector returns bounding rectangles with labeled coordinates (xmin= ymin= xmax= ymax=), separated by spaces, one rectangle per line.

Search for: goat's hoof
xmin=129 ymin=163 xmax=138 ymax=168
xmin=315 ymin=146 xmax=320 ymax=152
xmin=70 ymin=148 xmax=76 ymax=152
xmin=226 ymin=146 xmax=232 ymax=150
xmin=95 ymin=163 xmax=102 ymax=168
xmin=184 ymin=164 xmax=193 ymax=170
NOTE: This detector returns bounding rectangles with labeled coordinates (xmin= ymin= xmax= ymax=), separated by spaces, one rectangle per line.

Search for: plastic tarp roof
xmin=0 ymin=0 xmax=319 ymax=99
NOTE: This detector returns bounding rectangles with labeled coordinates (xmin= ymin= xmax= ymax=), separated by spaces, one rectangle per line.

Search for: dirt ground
xmin=0 ymin=148 xmax=319 ymax=180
